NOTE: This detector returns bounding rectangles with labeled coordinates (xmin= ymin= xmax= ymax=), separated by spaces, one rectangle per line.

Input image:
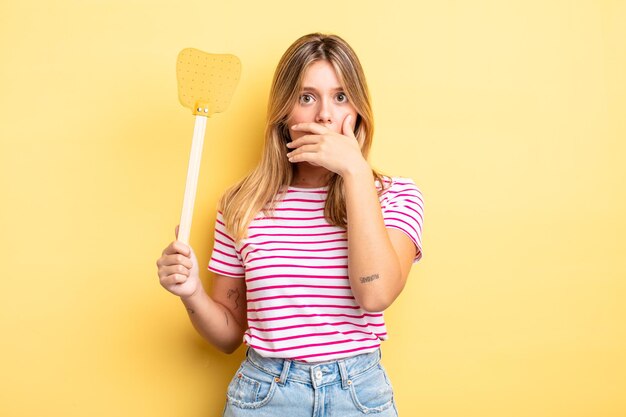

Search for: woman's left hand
xmin=286 ymin=115 xmax=368 ymax=177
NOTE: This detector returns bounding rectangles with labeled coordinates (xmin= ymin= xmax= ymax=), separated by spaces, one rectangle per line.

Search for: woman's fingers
xmin=287 ymin=133 xmax=323 ymax=149
xmin=288 ymin=150 xmax=322 ymax=165
xmin=161 ymin=273 xmax=186 ymax=287
xmin=162 ymin=240 xmax=191 ymax=257
xmin=157 ymin=240 xmax=193 ymax=287
xmin=342 ymin=115 xmax=361 ymax=145
xmin=291 ymin=122 xmax=328 ymax=135
xmin=156 ymin=235 xmax=202 ymax=298
xmin=158 ymin=264 xmax=190 ymax=285
xmin=157 ymin=253 xmax=192 ymax=273
xmin=288 ymin=119 xmax=357 ymax=150
xmin=157 ymin=260 xmax=190 ymax=277
xmin=287 ymin=143 xmax=319 ymax=158
xmin=158 ymin=253 xmax=192 ymax=269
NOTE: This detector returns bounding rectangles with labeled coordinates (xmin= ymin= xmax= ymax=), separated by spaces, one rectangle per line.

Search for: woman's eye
xmin=336 ymin=92 xmax=348 ymax=103
xmin=299 ymin=94 xmax=314 ymax=104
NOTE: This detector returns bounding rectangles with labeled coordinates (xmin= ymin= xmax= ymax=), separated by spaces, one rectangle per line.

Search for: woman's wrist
xmin=341 ymin=159 xmax=372 ymax=181
xmin=180 ymin=285 xmax=207 ymax=306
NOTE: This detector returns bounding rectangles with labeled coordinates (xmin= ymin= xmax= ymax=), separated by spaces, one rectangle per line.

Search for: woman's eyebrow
xmin=301 ymin=86 xmax=344 ymax=92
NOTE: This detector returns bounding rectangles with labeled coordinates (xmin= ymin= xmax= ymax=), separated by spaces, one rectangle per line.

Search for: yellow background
xmin=1 ymin=1 xmax=624 ymax=416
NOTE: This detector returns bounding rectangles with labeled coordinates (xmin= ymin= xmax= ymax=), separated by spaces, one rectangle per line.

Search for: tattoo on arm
xmin=359 ymin=273 xmax=380 ymax=284
xmin=227 ymin=288 xmax=241 ymax=309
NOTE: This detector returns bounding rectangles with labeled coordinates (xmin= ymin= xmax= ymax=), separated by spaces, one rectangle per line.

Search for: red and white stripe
xmin=208 ymin=176 xmax=423 ymax=362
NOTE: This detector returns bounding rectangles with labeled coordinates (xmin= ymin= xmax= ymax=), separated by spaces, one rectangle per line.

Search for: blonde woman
xmin=157 ymin=33 xmax=424 ymax=416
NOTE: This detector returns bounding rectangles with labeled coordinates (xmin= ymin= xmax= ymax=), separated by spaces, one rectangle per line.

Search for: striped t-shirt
xmin=208 ymin=176 xmax=424 ymax=362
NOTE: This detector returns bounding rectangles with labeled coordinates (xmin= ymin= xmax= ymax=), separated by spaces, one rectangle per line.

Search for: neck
xmin=291 ymin=163 xmax=331 ymax=188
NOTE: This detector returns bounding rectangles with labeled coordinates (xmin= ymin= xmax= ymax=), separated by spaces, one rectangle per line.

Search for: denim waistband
xmin=244 ymin=346 xmax=382 ymax=390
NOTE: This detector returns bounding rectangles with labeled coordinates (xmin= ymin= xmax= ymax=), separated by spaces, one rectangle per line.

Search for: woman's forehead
xmin=300 ymin=60 xmax=344 ymax=89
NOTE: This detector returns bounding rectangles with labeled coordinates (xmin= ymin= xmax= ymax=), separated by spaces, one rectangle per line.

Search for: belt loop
xmin=338 ymin=359 xmax=350 ymax=390
xmin=277 ymin=359 xmax=292 ymax=386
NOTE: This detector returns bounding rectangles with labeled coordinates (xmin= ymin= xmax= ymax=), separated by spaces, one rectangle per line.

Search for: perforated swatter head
xmin=176 ymin=48 xmax=241 ymax=117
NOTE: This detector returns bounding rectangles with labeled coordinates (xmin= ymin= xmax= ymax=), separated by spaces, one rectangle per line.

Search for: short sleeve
xmin=381 ymin=177 xmax=424 ymax=263
xmin=207 ymin=211 xmax=245 ymax=278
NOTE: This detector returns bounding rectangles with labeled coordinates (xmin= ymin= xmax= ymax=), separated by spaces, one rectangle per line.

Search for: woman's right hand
xmin=156 ymin=225 xmax=203 ymax=299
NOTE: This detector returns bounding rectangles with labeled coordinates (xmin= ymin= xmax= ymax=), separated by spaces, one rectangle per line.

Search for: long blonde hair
xmin=219 ymin=33 xmax=388 ymax=241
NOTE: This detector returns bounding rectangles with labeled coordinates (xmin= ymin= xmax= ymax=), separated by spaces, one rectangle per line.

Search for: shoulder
xmin=376 ymin=175 xmax=423 ymax=198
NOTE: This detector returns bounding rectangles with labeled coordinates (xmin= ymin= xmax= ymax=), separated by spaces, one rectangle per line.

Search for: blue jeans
xmin=222 ymin=346 xmax=399 ymax=416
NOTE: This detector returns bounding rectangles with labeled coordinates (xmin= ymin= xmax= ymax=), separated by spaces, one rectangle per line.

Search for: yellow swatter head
xmin=176 ymin=48 xmax=241 ymax=117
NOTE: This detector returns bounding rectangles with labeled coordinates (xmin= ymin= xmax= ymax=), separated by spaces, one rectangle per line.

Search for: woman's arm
xmin=157 ymin=232 xmax=247 ymax=354
xmin=287 ymin=117 xmax=418 ymax=311
xmin=342 ymin=165 xmax=417 ymax=312
xmin=180 ymin=274 xmax=247 ymax=354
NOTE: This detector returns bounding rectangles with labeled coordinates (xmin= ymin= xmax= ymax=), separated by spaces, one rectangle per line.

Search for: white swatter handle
xmin=178 ymin=115 xmax=207 ymax=245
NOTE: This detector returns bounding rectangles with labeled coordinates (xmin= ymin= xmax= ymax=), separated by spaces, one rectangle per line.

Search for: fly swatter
xmin=176 ymin=48 xmax=241 ymax=245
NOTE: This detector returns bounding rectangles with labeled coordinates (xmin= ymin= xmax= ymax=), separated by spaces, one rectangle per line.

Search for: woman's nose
xmin=315 ymin=100 xmax=332 ymax=124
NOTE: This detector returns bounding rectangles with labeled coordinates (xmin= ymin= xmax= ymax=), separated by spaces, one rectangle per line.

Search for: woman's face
xmin=286 ymin=60 xmax=358 ymax=141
